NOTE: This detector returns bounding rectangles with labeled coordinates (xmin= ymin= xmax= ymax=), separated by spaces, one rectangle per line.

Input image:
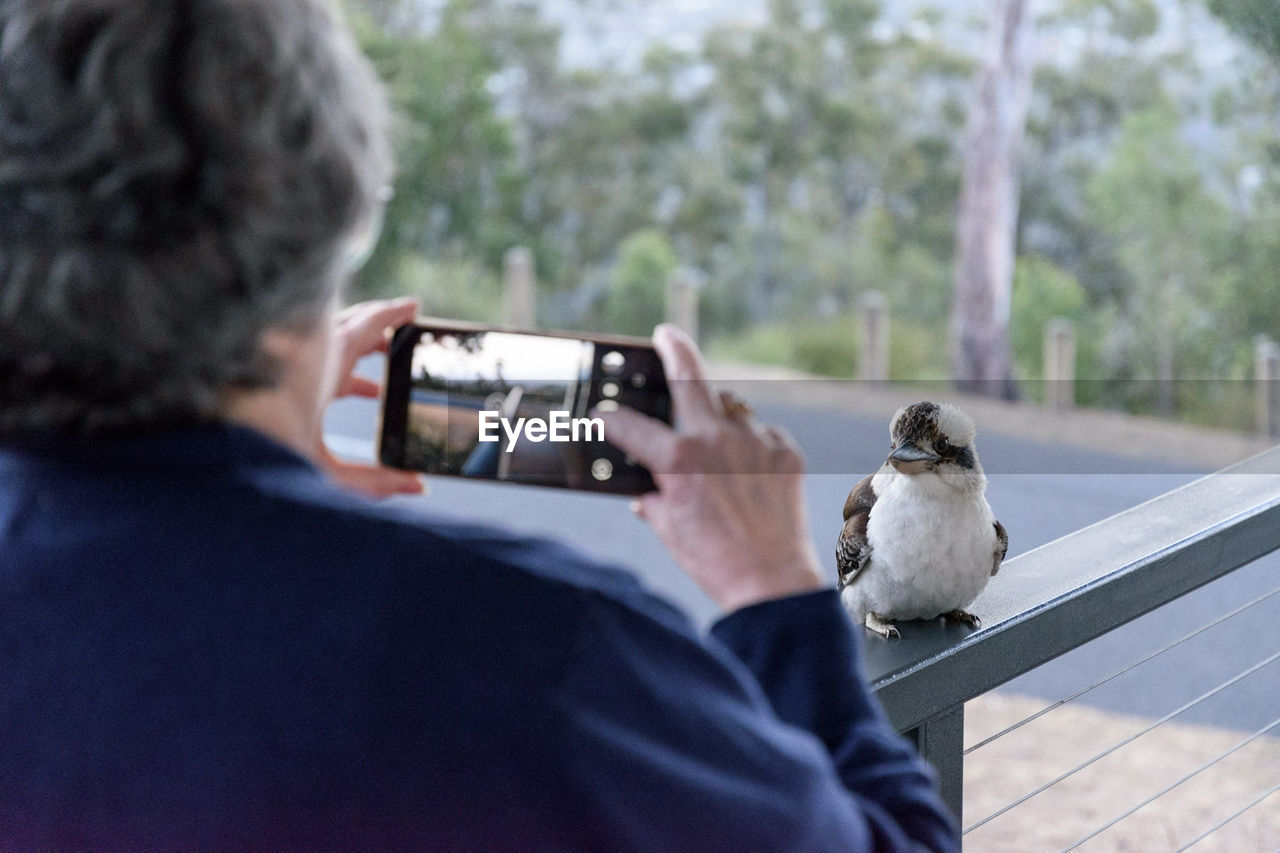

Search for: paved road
xmin=325 ymin=379 xmax=1279 ymax=733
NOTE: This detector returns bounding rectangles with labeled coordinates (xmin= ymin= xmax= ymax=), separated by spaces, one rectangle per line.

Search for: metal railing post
xmin=908 ymin=705 xmax=964 ymax=825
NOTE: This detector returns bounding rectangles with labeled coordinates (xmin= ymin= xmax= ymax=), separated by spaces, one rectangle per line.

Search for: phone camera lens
xmin=601 ymin=381 xmax=621 ymax=399
xmin=595 ymin=400 xmax=619 ymax=413
xmin=631 ymin=373 xmax=647 ymax=389
xmin=591 ymin=458 xmax=614 ymax=481
xmin=601 ymin=351 xmax=625 ymax=374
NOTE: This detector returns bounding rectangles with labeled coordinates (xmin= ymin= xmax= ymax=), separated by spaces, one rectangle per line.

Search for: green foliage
xmin=606 ymin=230 xmax=678 ymax=337
xmin=706 ymin=324 xmax=804 ymax=369
xmin=334 ymin=0 xmax=1280 ymax=431
xmin=1010 ymin=255 xmax=1087 ymax=379
xmin=345 ymin=0 xmax=525 ymax=297
xmin=1007 ymin=255 xmax=1119 ymax=407
xmin=886 ymin=318 xmax=951 ymax=381
xmin=1209 ymin=0 xmax=1280 ymax=64
xmin=374 ymin=254 xmax=504 ymax=323
xmin=1021 ymin=5 xmax=1171 ymax=306
xmin=792 ymin=320 xmax=862 ymax=378
xmin=1051 ymin=0 xmax=1159 ymax=40
xmin=1072 ymin=102 xmax=1249 ymax=418
xmin=706 ymin=318 xmax=861 ymax=377
xmin=705 ymin=315 xmax=947 ymax=380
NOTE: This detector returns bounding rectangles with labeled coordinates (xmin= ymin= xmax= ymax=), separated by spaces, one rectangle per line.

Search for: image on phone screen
xmin=380 ymin=324 xmax=670 ymax=495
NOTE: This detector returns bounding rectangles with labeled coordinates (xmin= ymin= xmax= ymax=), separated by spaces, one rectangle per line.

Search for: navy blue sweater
xmin=0 ymin=424 xmax=957 ymax=850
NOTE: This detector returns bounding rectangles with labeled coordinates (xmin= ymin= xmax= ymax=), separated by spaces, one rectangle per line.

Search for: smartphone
xmin=378 ymin=320 xmax=671 ymax=495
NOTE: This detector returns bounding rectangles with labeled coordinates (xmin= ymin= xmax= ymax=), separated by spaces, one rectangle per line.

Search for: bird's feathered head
xmin=887 ymin=401 xmax=982 ymax=478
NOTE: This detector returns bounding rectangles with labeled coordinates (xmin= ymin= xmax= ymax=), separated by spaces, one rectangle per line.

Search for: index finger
xmin=653 ymin=324 xmax=720 ymax=429
xmin=594 ymin=405 xmax=676 ymax=473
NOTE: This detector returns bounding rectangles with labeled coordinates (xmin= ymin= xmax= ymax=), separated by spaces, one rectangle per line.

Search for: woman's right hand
xmin=597 ymin=325 xmax=826 ymax=613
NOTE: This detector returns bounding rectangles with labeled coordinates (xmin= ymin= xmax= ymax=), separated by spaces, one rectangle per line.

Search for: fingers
xmin=316 ymin=434 xmax=426 ymax=499
xmin=326 ymin=456 xmax=427 ymax=499
xmin=652 ymin=324 xmax=720 ymax=429
xmin=346 ymin=376 xmax=381 ymax=399
xmin=339 ymin=296 xmax=418 ymax=357
xmin=761 ymin=423 xmax=805 ymax=474
xmin=331 ymin=296 xmax=418 ymax=402
xmin=594 ymin=405 xmax=676 ymax=472
xmin=341 ymin=466 xmax=426 ymax=499
xmin=628 ymin=492 xmax=661 ymax=522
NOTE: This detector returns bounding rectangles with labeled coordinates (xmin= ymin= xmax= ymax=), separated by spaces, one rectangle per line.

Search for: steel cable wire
xmin=1173 ymin=781 xmax=1280 ymax=852
xmin=1058 ymin=715 xmax=1280 ymax=851
xmin=965 ymin=585 xmax=1280 ymax=757
xmin=964 ymin=647 xmax=1280 ymax=835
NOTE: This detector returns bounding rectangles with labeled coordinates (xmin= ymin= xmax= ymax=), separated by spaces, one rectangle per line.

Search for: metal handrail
xmin=864 ymin=445 xmax=1280 ymax=822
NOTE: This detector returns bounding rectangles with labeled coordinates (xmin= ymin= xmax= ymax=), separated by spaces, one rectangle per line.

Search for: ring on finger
xmin=720 ymin=392 xmax=755 ymax=421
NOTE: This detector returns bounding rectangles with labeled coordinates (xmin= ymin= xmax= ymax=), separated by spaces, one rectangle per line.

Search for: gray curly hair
xmin=0 ymin=0 xmax=391 ymax=433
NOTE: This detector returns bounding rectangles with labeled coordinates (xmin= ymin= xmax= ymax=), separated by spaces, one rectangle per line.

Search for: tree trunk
xmin=949 ymin=0 xmax=1037 ymax=399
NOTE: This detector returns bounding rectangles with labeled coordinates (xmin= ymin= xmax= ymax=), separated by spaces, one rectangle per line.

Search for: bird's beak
xmin=888 ymin=442 xmax=940 ymax=474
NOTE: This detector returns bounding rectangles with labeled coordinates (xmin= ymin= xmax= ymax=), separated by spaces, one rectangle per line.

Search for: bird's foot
xmin=942 ymin=609 xmax=981 ymax=629
xmin=865 ymin=612 xmax=900 ymax=639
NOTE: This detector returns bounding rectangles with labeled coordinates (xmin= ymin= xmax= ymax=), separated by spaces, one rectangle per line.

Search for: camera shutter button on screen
xmin=601 ymin=351 xmax=626 ymax=374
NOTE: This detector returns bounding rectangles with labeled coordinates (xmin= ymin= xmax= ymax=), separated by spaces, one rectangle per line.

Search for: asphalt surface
xmin=325 ymin=374 xmax=1280 ymax=734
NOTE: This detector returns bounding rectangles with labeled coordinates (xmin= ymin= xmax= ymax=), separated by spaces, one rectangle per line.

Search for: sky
xmin=414 ymin=331 xmax=589 ymax=383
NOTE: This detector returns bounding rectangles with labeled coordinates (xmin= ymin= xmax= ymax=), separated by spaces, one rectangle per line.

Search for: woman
xmin=0 ymin=1 xmax=956 ymax=849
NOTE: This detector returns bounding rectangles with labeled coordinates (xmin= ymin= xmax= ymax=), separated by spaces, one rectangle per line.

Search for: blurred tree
xmin=1009 ymin=254 xmax=1087 ymax=381
xmin=695 ymin=0 xmax=969 ymax=332
xmin=332 ymin=0 xmax=1280 ymax=430
xmin=1007 ymin=253 xmax=1114 ymax=406
xmin=606 ymin=230 xmax=678 ymax=336
xmin=343 ymin=0 xmax=525 ymax=302
xmin=950 ymin=0 xmax=1038 ymax=398
xmin=1206 ymin=0 xmax=1280 ymax=378
xmin=1020 ymin=0 xmax=1175 ymax=304
xmin=1086 ymin=105 xmax=1229 ymax=414
xmin=1209 ymin=0 xmax=1280 ymax=65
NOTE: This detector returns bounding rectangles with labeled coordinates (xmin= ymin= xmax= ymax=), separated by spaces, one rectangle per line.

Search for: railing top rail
xmin=867 ymin=445 xmax=1280 ymax=732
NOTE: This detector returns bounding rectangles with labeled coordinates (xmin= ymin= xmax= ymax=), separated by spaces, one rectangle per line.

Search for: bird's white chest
xmin=861 ymin=468 xmax=997 ymax=619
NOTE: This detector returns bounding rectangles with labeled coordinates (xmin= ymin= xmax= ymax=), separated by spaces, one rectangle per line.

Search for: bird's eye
xmin=936 ymin=437 xmax=950 ymax=453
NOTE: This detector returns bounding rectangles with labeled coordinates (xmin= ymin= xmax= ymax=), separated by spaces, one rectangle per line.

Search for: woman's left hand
xmin=317 ymin=296 xmax=427 ymax=499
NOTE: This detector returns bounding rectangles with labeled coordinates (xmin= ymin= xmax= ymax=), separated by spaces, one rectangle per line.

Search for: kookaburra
xmin=837 ymin=401 xmax=1008 ymax=639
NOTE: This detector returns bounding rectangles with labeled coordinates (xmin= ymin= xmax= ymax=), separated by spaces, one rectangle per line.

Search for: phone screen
xmin=379 ymin=323 xmax=670 ymax=494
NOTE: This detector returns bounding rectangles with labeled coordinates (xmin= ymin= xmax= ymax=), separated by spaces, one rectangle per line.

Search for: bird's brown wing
xmin=992 ymin=520 xmax=1009 ymax=576
xmin=842 ymin=472 xmax=876 ymax=521
xmin=837 ymin=474 xmax=876 ymax=589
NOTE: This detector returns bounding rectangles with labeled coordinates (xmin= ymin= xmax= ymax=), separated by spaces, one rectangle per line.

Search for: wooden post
xmin=502 ymin=246 xmax=536 ymax=327
xmin=858 ymin=291 xmax=889 ymax=382
xmin=1255 ymin=335 xmax=1280 ymax=438
xmin=1044 ymin=318 xmax=1075 ymax=409
xmin=666 ymin=268 xmax=699 ymax=343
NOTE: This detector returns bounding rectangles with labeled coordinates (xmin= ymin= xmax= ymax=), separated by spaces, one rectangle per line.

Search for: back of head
xmin=0 ymin=0 xmax=391 ymax=434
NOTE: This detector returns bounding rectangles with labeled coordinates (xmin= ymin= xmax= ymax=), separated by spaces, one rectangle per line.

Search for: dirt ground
xmin=963 ymin=693 xmax=1280 ymax=852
